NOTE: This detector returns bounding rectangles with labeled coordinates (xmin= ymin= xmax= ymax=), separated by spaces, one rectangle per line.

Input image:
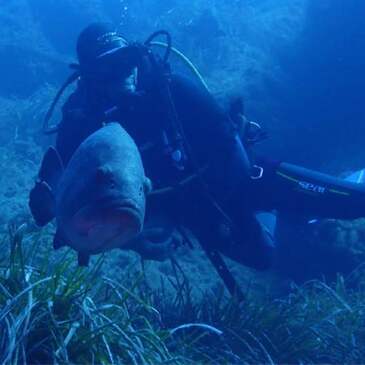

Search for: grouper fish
xmin=29 ymin=122 xmax=152 ymax=265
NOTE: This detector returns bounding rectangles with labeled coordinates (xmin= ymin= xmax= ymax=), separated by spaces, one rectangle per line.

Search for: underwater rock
xmin=348 ymin=229 xmax=359 ymax=246
xmin=276 ymin=217 xmax=365 ymax=285
xmin=28 ymin=0 xmax=112 ymax=55
xmin=4 ymin=187 xmax=16 ymax=199
xmin=316 ymin=220 xmax=339 ymax=244
xmin=0 ymin=1 xmax=67 ymax=98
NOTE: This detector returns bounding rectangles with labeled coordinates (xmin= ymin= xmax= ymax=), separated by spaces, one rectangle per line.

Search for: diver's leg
xmin=191 ymin=135 xmax=275 ymax=270
xmin=254 ymin=158 xmax=365 ymax=219
xmin=219 ymin=213 xmax=275 ymax=270
xmin=217 ymin=186 xmax=276 ymax=270
xmin=189 ymin=213 xmax=275 ymax=271
xmin=185 ymin=188 xmax=275 ymax=271
xmin=200 ymin=134 xmax=252 ymax=204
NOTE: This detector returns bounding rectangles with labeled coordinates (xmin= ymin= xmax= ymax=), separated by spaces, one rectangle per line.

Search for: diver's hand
xmin=126 ymin=228 xmax=182 ymax=261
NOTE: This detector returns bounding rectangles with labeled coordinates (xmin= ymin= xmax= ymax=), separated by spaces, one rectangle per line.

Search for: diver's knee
xmin=237 ymin=224 xmax=276 ymax=271
xmin=217 ymin=231 xmax=275 ymax=271
xmin=251 ymin=244 xmax=275 ymax=271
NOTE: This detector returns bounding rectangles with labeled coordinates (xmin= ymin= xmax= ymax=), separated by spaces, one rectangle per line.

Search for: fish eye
xmin=95 ymin=166 xmax=115 ymax=188
xmin=143 ymin=178 xmax=152 ymax=194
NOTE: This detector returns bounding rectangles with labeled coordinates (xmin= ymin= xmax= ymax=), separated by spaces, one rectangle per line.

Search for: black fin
xmin=29 ymin=181 xmax=55 ymax=226
xmin=53 ymin=229 xmax=68 ymax=250
xmin=38 ymin=147 xmax=64 ymax=189
xmin=78 ymin=252 xmax=90 ymax=267
xmin=229 ymin=96 xmax=245 ymax=119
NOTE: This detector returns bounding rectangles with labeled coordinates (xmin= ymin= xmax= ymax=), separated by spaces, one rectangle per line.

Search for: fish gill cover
xmin=0 ymin=0 xmax=365 ymax=363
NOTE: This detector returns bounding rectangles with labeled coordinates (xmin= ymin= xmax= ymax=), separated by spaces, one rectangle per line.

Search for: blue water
xmin=274 ymin=0 xmax=365 ymax=171
xmin=1 ymin=1 xmax=363 ymax=170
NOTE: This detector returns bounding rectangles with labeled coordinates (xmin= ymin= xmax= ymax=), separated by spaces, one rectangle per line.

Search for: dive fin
xmin=38 ymin=146 xmax=64 ymax=189
xmin=345 ymin=169 xmax=365 ymax=184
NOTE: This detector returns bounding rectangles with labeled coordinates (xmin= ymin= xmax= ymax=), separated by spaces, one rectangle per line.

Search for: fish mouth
xmin=105 ymin=199 xmax=141 ymax=216
xmin=99 ymin=198 xmax=143 ymax=233
xmin=71 ymin=198 xmax=144 ymax=253
xmin=103 ymin=199 xmax=143 ymax=227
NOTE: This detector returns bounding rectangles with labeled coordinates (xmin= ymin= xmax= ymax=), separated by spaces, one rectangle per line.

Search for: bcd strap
xmin=43 ymin=67 xmax=80 ymax=135
xmin=202 ymin=244 xmax=245 ymax=301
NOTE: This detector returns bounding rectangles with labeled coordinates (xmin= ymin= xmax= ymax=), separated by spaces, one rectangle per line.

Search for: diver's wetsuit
xmin=254 ymin=159 xmax=365 ymax=220
xmin=52 ymin=71 xmax=365 ymax=271
xmin=55 ymin=73 xmax=274 ymax=270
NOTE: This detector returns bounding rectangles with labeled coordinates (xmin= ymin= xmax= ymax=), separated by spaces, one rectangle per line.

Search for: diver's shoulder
xmin=61 ymin=85 xmax=85 ymax=112
xmin=169 ymin=72 xmax=213 ymax=103
xmin=170 ymin=72 xmax=206 ymax=89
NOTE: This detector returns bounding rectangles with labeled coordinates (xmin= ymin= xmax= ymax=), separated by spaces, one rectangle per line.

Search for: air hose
xmin=148 ymin=41 xmax=210 ymax=93
xmin=144 ymin=30 xmax=172 ymax=64
xmin=42 ymin=68 xmax=80 ymax=135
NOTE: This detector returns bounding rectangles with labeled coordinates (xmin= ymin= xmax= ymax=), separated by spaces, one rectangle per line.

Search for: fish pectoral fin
xmin=53 ymin=229 xmax=68 ymax=250
xmin=78 ymin=252 xmax=90 ymax=266
xmin=127 ymin=227 xmax=180 ymax=261
xmin=29 ymin=180 xmax=55 ymax=226
xmin=87 ymin=224 xmax=104 ymax=241
xmin=30 ymin=147 xmax=64 ymax=227
xmin=38 ymin=146 xmax=64 ymax=189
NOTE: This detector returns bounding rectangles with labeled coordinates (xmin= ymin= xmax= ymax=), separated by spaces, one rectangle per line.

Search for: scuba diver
xmin=29 ymin=23 xmax=365 ymax=295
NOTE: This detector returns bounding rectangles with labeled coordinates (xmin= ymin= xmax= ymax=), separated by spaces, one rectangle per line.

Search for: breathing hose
xmin=149 ymin=41 xmax=210 ymax=93
xmin=42 ymin=68 xmax=80 ymax=135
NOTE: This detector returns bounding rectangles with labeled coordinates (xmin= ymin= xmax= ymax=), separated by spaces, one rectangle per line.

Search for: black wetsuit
xmin=50 ymin=71 xmax=365 ymax=271
xmin=55 ymin=73 xmax=274 ymax=270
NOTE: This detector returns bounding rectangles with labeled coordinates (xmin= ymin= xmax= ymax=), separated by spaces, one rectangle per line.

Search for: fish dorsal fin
xmin=53 ymin=228 xmax=68 ymax=250
xmin=38 ymin=147 xmax=64 ymax=189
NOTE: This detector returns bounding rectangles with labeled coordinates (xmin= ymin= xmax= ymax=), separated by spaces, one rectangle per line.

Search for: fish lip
xmin=68 ymin=198 xmax=143 ymax=254
xmin=90 ymin=199 xmax=143 ymax=252
xmin=89 ymin=214 xmax=142 ymax=254
xmin=103 ymin=199 xmax=142 ymax=218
